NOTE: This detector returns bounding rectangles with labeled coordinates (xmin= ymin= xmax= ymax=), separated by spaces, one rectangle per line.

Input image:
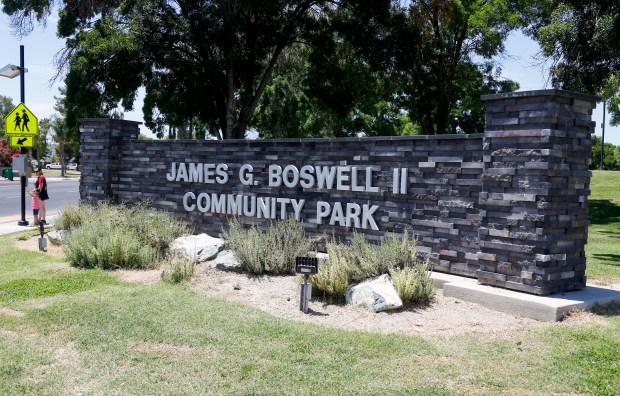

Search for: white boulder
xmin=345 ymin=274 xmax=403 ymax=312
xmin=211 ymin=250 xmax=243 ymax=272
xmin=170 ymin=234 xmax=225 ymax=263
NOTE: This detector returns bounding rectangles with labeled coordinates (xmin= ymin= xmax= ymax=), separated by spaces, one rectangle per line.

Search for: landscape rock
xmin=345 ymin=274 xmax=403 ymax=313
xmin=170 ymin=234 xmax=224 ymax=263
xmin=212 ymin=250 xmax=243 ymax=272
xmin=47 ymin=230 xmax=66 ymax=246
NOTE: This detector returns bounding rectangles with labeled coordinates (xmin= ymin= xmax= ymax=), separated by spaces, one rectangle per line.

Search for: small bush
xmin=56 ymin=203 xmax=97 ymax=231
xmin=349 ymin=233 xmax=382 ymax=281
xmin=62 ymin=203 xmax=190 ymax=270
xmin=308 ymin=242 xmax=350 ymax=299
xmin=161 ymin=255 xmax=195 ymax=284
xmin=389 ymin=261 xmax=435 ymax=304
xmin=309 ymin=231 xmax=436 ymax=304
xmin=64 ymin=220 xmax=159 ymax=270
xmin=223 ymin=217 xmax=314 ymax=275
xmin=377 ymin=231 xmax=417 ymax=269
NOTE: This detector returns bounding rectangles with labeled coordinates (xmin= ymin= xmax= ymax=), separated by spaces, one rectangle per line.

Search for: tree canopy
xmin=532 ymin=0 xmax=620 ymax=123
xmin=0 ymin=95 xmax=15 ymax=136
xmin=2 ymin=0 xmax=540 ymax=139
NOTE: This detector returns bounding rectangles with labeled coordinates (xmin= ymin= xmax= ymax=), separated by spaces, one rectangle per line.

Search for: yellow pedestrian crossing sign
xmin=9 ymin=135 xmax=34 ymax=148
xmin=4 ymin=103 xmax=38 ymax=136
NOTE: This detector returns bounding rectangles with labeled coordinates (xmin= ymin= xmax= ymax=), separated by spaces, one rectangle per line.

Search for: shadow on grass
xmin=591 ymin=254 xmax=620 ymax=267
xmin=589 ymin=199 xmax=620 ymax=225
xmin=592 ymin=302 xmax=620 ymax=317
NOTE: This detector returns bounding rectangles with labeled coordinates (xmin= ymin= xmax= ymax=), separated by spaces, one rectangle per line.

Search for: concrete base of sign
xmin=431 ymin=272 xmax=620 ymax=322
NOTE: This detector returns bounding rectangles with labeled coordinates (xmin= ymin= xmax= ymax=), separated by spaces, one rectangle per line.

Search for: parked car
xmin=67 ymin=163 xmax=78 ymax=170
xmin=45 ymin=163 xmax=62 ymax=169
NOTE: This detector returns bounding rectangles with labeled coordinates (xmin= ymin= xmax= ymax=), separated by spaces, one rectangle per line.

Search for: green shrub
xmin=308 ymin=242 xmax=351 ymax=299
xmin=124 ymin=202 xmax=191 ymax=253
xmin=55 ymin=203 xmax=97 ymax=231
xmin=223 ymin=217 xmax=314 ymax=274
xmin=377 ymin=231 xmax=417 ymax=269
xmin=389 ymin=261 xmax=435 ymax=304
xmin=348 ymin=231 xmax=416 ymax=281
xmin=62 ymin=203 xmax=190 ymax=270
xmin=161 ymin=254 xmax=195 ymax=284
xmin=349 ymin=233 xmax=382 ymax=281
xmin=309 ymin=231 xmax=436 ymax=304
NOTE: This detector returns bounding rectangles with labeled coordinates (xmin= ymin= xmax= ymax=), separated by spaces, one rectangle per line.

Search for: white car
xmin=67 ymin=163 xmax=78 ymax=170
xmin=45 ymin=163 xmax=62 ymax=169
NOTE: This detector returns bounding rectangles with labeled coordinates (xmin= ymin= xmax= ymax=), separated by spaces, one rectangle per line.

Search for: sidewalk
xmin=0 ymin=215 xmax=57 ymax=235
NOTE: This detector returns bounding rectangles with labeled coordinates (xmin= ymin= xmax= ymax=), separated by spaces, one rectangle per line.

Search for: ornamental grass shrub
xmin=223 ymin=217 xmax=314 ymax=275
xmin=161 ymin=254 xmax=195 ymax=284
xmin=309 ymin=231 xmax=435 ymax=304
xmin=389 ymin=261 xmax=435 ymax=304
xmin=307 ymin=242 xmax=351 ymax=300
xmin=55 ymin=203 xmax=97 ymax=231
xmin=61 ymin=202 xmax=190 ymax=270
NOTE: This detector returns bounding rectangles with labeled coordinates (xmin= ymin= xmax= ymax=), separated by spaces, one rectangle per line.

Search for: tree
xmin=52 ymin=87 xmax=81 ymax=167
xmin=4 ymin=0 xmax=526 ymax=139
xmin=253 ymin=2 xmax=522 ymax=138
xmin=0 ymin=139 xmax=19 ymax=167
xmin=534 ymin=1 xmax=620 ymax=92
xmin=36 ymin=117 xmax=52 ymax=161
xmin=533 ymin=1 xmax=620 ymax=122
xmin=395 ymin=0 xmax=525 ymax=134
xmin=591 ymin=135 xmax=620 ymax=171
xmin=0 ymin=95 xmax=16 ymax=137
xmin=4 ymin=0 xmax=359 ymax=139
xmin=251 ymin=41 xmax=416 ymax=138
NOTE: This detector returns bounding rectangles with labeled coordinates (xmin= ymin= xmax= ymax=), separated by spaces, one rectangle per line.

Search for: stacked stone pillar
xmin=79 ymin=119 xmax=140 ymax=202
xmin=478 ymin=90 xmax=598 ymax=294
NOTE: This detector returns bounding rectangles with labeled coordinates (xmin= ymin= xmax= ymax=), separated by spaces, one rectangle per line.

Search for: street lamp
xmin=1 ymin=45 xmax=29 ymax=226
xmin=0 ymin=64 xmax=22 ymax=79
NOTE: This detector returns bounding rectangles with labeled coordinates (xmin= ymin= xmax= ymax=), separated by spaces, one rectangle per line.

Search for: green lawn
xmin=587 ymin=170 xmax=620 ymax=283
xmin=0 ymin=174 xmax=619 ymax=395
xmin=38 ymin=169 xmax=80 ymax=178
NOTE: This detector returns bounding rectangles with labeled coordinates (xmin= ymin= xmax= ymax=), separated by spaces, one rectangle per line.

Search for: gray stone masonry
xmin=479 ymin=89 xmax=599 ymax=294
xmin=78 ymin=89 xmax=598 ymax=295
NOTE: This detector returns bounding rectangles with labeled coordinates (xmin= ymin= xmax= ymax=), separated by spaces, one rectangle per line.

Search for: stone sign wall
xmin=79 ymin=89 xmax=598 ymax=295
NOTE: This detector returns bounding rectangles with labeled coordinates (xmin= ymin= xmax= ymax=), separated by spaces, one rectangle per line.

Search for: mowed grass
xmin=587 ymin=170 xmax=620 ymax=283
xmin=0 ymin=174 xmax=620 ymax=394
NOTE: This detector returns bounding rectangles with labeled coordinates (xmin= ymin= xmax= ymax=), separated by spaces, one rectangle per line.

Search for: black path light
xmin=296 ymin=256 xmax=318 ymax=313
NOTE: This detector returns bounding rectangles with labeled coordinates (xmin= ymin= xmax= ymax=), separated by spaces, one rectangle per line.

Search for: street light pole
xmin=20 ymin=45 xmax=25 ymax=103
xmin=601 ymin=100 xmax=606 ymax=171
xmin=17 ymin=45 xmax=29 ymax=226
xmin=17 ymin=45 xmax=28 ymax=226
xmin=1 ymin=46 xmax=30 ymax=226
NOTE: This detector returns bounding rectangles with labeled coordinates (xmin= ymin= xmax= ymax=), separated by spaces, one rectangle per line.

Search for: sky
xmin=1 ymin=11 xmax=618 ymax=144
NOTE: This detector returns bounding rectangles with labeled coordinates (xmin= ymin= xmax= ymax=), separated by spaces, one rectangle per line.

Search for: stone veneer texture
xmin=79 ymin=89 xmax=598 ymax=295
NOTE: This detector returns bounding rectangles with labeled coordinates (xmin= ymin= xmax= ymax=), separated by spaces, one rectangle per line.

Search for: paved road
xmin=0 ymin=177 xmax=80 ymax=226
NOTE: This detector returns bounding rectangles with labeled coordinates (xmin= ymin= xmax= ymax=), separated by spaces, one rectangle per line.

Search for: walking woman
xmin=34 ymin=168 xmax=49 ymax=224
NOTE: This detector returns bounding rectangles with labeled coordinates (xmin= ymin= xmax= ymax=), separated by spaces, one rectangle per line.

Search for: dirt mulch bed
xmin=12 ymin=235 xmax=612 ymax=339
